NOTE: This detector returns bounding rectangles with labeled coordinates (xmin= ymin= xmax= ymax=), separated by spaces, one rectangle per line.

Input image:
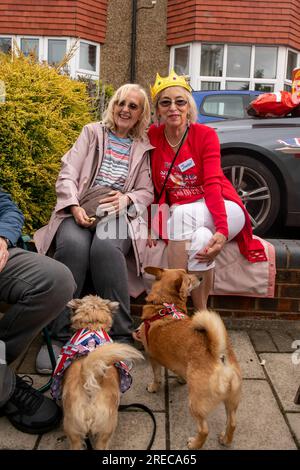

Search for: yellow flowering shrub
xmin=0 ymin=53 xmax=92 ymax=233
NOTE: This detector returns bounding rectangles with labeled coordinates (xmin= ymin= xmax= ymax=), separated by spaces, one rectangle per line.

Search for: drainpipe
xmin=130 ymin=0 xmax=138 ymax=83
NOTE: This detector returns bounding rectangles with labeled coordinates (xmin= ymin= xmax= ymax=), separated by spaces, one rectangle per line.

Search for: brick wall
xmin=0 ymin=0 xmax=107 ymax=43
xmin=101 ymin=0 xmax=169 ymax=91
xmin=167 ymin=0 xmax=300 ymax=50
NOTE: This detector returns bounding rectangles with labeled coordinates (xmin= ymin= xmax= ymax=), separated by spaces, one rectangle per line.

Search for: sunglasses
xmin=158 ymin=98 xmax=188 ymax=108
xmin=116 ymin=100 xmax=140 ymax=111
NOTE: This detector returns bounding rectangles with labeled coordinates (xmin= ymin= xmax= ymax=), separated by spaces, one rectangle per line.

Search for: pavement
xmin=1 ymin=317 xmax=300 ymax=451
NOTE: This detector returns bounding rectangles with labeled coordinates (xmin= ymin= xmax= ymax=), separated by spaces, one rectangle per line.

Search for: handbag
xmin=79 ymin=185 xmax=113 ymax=227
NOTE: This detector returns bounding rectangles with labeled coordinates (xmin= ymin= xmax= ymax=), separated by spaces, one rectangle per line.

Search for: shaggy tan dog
xmin=59 ymin=295 xmax=143 ymax=450
xmin=134 ymin=267 xmax=242 ymax=449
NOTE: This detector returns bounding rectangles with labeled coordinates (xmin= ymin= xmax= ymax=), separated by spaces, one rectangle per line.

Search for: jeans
xmin=48 ymin=216 xmax=133 ymax=343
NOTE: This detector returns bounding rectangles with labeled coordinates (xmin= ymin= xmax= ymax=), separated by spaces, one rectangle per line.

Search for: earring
xmin=187 ymin=113 xmax=191 ymax=127
xmin=156 ymin=115 xmax=161 ymax=127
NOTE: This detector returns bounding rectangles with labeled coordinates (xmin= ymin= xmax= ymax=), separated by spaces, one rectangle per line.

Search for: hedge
xmin=0 ymin=53 xmax=93 ymax=234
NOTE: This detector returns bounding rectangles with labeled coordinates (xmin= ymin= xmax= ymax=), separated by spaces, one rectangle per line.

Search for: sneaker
xmin=2 ymin=375 xmax=62 ymax=434
xmin=36 ymin=341 xmax=62 ymax=375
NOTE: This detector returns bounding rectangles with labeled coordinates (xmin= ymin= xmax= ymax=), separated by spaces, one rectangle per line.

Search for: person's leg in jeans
xmin=0 ymin=247 xmax=75 ymax=434
xmin=92 ymin=216 xmax=133 ymax=343
xmin=49 ymin=217 xmax=93 ymax=342
xmin=0 ymin=248 xmax=75 ymax=363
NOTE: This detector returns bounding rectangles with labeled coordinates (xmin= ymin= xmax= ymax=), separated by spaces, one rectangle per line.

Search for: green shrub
xmin=0 ymin=53 xmax=93 ymax=234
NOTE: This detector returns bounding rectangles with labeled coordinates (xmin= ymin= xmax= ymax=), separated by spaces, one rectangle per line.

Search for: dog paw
xmin=187 ymin=437 xmax=197 ymax=450
xmin=176 ymin=376 xmax=186 ymax=385
xmin=218 ymin=432 xmax=231 ymax=447
xmin=147 ymin=382 xmax=160 ymax=393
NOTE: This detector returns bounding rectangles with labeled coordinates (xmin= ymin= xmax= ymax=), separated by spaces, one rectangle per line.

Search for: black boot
xmin=1 ymin=375 xmax=62 ymax=434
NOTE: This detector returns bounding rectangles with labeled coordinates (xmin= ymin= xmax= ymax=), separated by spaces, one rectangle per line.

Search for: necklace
xmin=164 ymin=129 xmax=186 ymax=148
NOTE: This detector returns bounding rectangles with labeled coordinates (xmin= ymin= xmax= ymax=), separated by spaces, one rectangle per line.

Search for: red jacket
xmin=148 ymin=123 xmax=267 ymax=263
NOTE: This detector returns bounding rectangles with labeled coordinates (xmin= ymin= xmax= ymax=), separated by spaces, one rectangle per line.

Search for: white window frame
xmin=18 ymin=36 xmax=40 ymax=57
xmin=0 ymin=35 xmax=100 ymax=79
xmin=76 ymin=39 xmax=100 ymax=79
xmin=283 ymin=47 xmax=300 ymax=89
xmin=170 ymin=43 xmax=192 ymax=78
xmin=0 ymin=35 xmax=13 ymax=53
xmin=170 ymin=42 xmax=299 ymax=92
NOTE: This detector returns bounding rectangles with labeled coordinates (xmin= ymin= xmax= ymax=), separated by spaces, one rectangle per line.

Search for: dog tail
xmin=81 ymin=343 xmax=144 ymax=391
xmin=192 ymin=309 xmax=228 ymax=359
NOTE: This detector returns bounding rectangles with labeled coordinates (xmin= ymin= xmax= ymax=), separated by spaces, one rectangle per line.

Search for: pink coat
xmin=34 ymin=122 xmax=154 ymax=296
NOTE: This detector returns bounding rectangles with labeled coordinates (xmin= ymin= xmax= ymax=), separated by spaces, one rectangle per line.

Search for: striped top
xmin=94 ymin=131 xmax=132 ymax=190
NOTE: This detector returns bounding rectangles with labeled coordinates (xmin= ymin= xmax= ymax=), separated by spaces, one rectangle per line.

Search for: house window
xmin=254 ymin=83 xmax=274 ymax=92
xmin=226 ymin=81 xmax=249 ymax=90
xmin=254 ymin=47 xmax=277 ymax=79
xmin=21 ymin=38 xmax=39 ymax=57
xmin=286 ymin=50 xmax=297 ymax=80
xmin=0 ymin=37 xmax=12 ymax=54
xmin=48 ymin=39 xmax=67 ymax=65
xmin=174 ymin=45 xmax=190 ymax=75
xmin=201 ymin=81 xmax=220 ymax=91
xmin=201 ymin=44 xmax=223 ymax=77
xmin=227 ymin=45 xmax=251 ymax=78
xmin=79 ymin=41 xmax=97 ymax=72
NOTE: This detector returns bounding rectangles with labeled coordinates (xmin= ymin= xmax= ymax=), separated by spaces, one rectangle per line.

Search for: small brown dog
xmin=52 ymin=295 xmax=143 ymax=450
xmin=134 ymin=267 xmax=242 ymax=449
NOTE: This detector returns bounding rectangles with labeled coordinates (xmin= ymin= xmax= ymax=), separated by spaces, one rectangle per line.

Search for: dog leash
xmin=84 ymin=402 xmax=157 ymax=451
xmin=118 ymin=403 xmax=157 ymax=450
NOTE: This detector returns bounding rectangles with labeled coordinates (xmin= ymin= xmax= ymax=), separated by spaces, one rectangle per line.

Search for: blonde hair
xmin=153 ymin=87 xmax=198 ymax=124
xmin=102 ymin=84 xmax=150 ymax=140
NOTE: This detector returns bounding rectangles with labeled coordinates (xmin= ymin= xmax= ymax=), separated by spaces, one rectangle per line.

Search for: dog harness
xmin=51 ymin=328 xmax=132 ymax=401
xmin=142 ymin=303 xmax=187 ymax=345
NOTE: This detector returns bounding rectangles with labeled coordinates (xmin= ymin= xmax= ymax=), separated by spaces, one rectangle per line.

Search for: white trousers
xmin=167 ymin=199 xmax=245 ymax=272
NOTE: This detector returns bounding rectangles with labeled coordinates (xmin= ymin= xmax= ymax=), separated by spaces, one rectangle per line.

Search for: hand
xmin=146 ymin=230 xmax=157 ymax=247
xmin=0 ymin=237 xmax=9 ymax=272
xmin=70 ymin=206 xmax=95 ymax=228
xmin=96 ymin=190 xmax=129 ymax=218
xmin=194 ymin=232 xmax=227 ymax=266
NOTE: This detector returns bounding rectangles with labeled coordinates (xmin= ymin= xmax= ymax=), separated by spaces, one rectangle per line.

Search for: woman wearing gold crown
xmin=147 ymin=70 xmax=267 ymax=309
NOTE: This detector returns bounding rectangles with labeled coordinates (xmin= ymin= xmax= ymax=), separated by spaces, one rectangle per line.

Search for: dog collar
xmin=143 ymin=303 xmax=186 ymax=345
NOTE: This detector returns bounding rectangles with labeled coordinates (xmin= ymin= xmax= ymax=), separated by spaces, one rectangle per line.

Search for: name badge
xmin=178 ymin=158 xmax=195 ymax=173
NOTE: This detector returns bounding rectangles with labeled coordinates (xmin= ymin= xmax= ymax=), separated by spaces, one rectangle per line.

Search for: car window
xmin=201 ymin=95 xmax=245 ymax=118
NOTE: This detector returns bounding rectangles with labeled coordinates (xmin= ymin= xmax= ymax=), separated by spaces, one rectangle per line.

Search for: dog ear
xmin=179 ymin=274 xmax=192 ymax=300
xmin=107 ymin=301 xmax=119 ymax=314
xmin=67 ymin=298 xmax=82 ymax=310
xmin=144 ymin=266 xmax=164 ymax=279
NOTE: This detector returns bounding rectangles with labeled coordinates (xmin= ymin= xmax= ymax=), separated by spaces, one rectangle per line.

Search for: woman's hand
xmin=0 ymin=237 xmax=9 ymax=272
xmin=194 ymin=232 xmax=227 ymax=265
xmin=146 ymin=230 xmax=158 ymax=247
xmin=97 ymin=190 xmax=129 ymax=217
xmin=70 ymin=206 xmax=95 ymax=227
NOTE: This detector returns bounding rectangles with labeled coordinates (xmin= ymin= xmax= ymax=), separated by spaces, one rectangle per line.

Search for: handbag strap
xmin=157 ymin=125 xmax=189 ymax=201
xmin=88 ymin=125 xmax=106 ymax=188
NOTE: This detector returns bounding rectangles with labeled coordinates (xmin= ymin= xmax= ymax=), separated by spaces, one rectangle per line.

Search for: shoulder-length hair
xmin=102 ymin=84 xmax=150 ymax=140
xmin=153 ymin=87 xmax=198 ymax=124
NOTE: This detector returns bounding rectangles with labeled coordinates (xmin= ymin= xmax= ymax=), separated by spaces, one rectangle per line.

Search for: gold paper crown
xmin=150 ymin=69 xmax=192 ymax=101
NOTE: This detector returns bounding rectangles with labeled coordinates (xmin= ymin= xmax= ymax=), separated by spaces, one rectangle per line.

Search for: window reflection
xmin=79 ymin=42 xmax=97 ymax=71
xmin=201 ymin=44 xmax=223 ymax=77
xmin=48 ymin=39 xmax=67 ymax=65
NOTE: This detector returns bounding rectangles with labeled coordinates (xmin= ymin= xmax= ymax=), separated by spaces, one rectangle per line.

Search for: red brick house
xmin=0 ymin=0 xmax=107 ymax=79
xmin=0 ymin=0 xmax=300 ymax=92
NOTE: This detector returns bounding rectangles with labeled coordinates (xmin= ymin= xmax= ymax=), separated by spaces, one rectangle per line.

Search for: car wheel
xmin=222 ymin=154 xmax=280 ymax=235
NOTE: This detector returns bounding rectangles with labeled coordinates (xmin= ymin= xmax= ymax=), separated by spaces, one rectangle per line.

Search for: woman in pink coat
xmin=34 ymin=84 xmax=154 ymax=373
